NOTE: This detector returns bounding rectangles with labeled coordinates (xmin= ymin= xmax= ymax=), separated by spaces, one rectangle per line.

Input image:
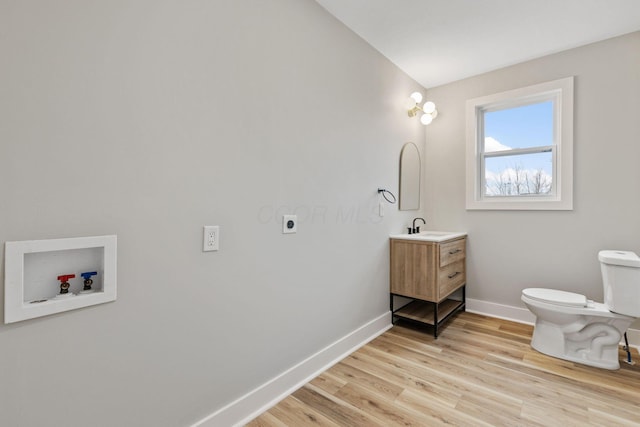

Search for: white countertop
xmin=389 ymin=231 xmax=467 ymax=242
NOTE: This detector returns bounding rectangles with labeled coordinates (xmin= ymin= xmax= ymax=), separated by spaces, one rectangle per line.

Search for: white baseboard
xmin=192 ymin=312 xmax=392 ymax=427
xmin=466 ymin=297 xmax=640 ymax=349
xmin=466 ymin=297 xmax=536 ymax=325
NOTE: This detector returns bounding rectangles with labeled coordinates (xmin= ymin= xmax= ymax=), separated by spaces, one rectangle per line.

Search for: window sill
xmin=466 ymin=196 xmax=572 ymax=211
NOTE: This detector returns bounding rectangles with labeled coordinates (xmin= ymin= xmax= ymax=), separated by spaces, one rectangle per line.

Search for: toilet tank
xmin=599 ymin=250 xmax=640 ymax=317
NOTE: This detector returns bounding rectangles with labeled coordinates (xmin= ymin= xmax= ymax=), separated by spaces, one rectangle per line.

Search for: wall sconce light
xmin=405 ymin=92 xmax=438 ymax=125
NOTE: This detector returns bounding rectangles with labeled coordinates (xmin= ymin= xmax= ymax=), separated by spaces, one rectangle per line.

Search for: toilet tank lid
xmin=522 ymin=288 xmax=588 ymax=307
xmin=598 ymin=250 xmax=640 ymax=268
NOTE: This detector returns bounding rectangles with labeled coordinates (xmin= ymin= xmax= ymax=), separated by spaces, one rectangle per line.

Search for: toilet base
xmin=530 ymin=318 xmax=629 ymax=370
xmin=531 ymin=338 xmax=621 ymax=370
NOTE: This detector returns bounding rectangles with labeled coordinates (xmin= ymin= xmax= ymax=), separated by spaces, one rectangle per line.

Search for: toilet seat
xmin=522 ymin=288 xmax=587 ymax=307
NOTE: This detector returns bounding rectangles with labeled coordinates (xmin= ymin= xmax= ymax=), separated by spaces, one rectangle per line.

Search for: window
xmin=466 ymin=77 xmax=574 ymax=210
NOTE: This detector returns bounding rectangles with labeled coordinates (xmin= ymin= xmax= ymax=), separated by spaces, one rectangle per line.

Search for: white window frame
xmin=465 ymin=77 xmax=574 ymax=210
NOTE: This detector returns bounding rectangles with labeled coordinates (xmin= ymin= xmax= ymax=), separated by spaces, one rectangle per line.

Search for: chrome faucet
xmin=408 ymin=217 xmax=426 ymax=234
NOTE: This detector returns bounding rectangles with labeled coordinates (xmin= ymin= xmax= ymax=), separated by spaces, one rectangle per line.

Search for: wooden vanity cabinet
xmin=390 ymin=236 xmax=466 ymax=337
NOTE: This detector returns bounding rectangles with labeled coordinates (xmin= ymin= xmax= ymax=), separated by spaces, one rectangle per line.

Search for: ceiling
xmin=315 ymin=0 xmax=640 ymax=88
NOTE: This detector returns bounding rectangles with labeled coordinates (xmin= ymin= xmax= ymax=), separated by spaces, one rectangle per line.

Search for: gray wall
xmin=0 ymin=1 xmax=425 ymax=425
xmin=424 ymin=32 xmax=640 ymax=313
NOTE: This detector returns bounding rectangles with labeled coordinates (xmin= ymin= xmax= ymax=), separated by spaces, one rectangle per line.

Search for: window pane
xmin=484 ymin=101 xmax=553 ymax=152
xmin=484 ymin=152 xmax=552 ymax=196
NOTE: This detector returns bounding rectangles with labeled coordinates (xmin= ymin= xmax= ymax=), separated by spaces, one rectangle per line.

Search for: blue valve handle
xmin=80 ymin=271 xmax=98 ymax=280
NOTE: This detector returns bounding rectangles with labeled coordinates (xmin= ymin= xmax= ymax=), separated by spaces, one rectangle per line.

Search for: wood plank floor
xmin=247 ymin=312 xmax=640 ymax=426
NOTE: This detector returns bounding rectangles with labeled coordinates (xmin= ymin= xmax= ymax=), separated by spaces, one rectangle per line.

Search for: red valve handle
xmin=57 ymin=274 xmax=76 ymax=282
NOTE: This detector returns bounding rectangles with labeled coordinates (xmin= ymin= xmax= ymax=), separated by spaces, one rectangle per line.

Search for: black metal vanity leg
xmin=463 ymin=285 xmax=466 ymax=309
xmin=390 ymin=293 xmax=395 ymax=325
xmin=434 ymin=302 xmax=439 ymax=338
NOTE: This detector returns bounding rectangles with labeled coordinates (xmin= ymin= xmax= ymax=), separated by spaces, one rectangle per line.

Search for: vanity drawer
xmin=438 ymin=260 xmax=465 ymax=300
xmin=439 ymin=239 xmax=466 ymax=267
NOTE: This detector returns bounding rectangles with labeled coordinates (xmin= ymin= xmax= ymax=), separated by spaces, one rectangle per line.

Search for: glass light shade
xmin=405 ymin=97 xmax=418 ymax=110
xmin=423 ymin=101 xmax=436 ymax=114
xmin=409 ymin=92 xmax=423 ymax=104
xmin=420 ymin=113 xmax=434 ymax=125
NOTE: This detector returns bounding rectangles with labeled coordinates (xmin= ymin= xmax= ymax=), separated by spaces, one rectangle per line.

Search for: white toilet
xmin=521 ymin=250 xmax=640 ymax=370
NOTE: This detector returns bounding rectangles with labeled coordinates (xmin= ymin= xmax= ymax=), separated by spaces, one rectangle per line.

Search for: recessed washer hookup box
xmin=4 ymin=235 xmax=117 ymax=323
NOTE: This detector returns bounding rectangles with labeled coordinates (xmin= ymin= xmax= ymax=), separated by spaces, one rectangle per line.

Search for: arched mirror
xmin=399 ymin=142 xmax=421 ymax=210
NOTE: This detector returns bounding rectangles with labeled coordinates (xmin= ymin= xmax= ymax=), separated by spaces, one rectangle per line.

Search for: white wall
xmin=0 ymin=1 xmax=425 ymax=425
xmin=424 ymin=32 xmax=640 ymax=322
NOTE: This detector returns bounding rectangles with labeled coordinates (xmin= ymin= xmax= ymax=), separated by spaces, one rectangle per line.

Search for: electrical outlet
xmin=282 ymin=215 xmax=297 ymax=234
xmin=203 ymin=226 xmax=219 ymax=251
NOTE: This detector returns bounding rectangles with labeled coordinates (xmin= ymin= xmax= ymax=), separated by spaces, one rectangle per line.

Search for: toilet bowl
xmin=521 ymin=250 xmax=640 ymax=370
